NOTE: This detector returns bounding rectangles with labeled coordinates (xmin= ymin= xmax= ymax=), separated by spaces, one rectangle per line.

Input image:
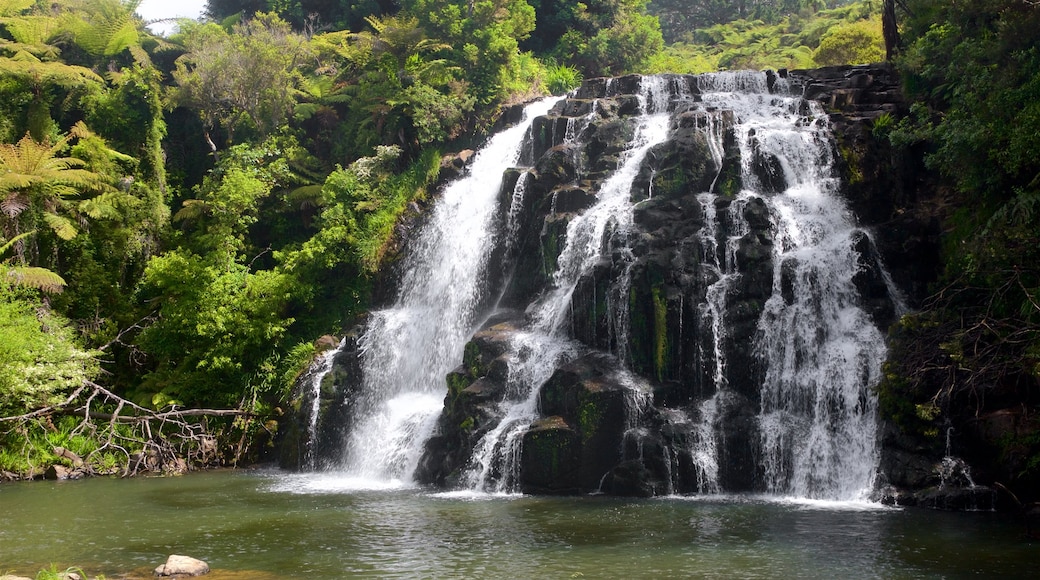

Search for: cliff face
xmin=415 ymin=66 xmax=933 ymax=499
xmin=292 ymin=65 xmax=1025 ymax=508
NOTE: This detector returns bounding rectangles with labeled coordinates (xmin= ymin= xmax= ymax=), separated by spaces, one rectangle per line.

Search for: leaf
xmin=1 ymin=192 xmax=29 ymax=217
xmin=3 ymin=265 xmax=66 ymax=293
xmin=43 ymin=211 xmax=77 ymax=240
xmin=173 ymin=198 xmax=210 ymax=222
xmin=79 ymin=191 xmax=126 ymax=219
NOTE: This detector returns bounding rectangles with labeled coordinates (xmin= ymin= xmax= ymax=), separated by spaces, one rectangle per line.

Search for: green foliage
xmin=552 ymin=0 xmax=665 ymax=77
xmin=544 ymin=63 xmax=583 ymax=95
xmin=0 ymin=287 xmax=97 ymax=416
xmin=134 ymin=249 xmax=296 ymax=407
xmin=642 ymin=1 xmax=882 ymax=72
xmin=34 ymin=564 xmax=101 ymax=580
xmin=812 ymin=17 xmax=883 ymax=66
xmin=892 ymin=1 xmax=1040 ymax=416
xmin=282 ymin=144 xmax=441 ymax=275
xmin=172 ymin=13 xmax=313 ymax=142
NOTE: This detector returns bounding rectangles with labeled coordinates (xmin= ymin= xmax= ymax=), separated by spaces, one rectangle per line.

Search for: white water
xmin=301 ymin=342 xmax=342 ymax=469
xmin=679 ymin=72 xmax=887 ymax=500
xmin=711 ymin=79 xmax=885 ymax=501
xmin=335 ymin=96 xmax=563 ymax=486
xmin=312 ymin=72 xmax=893 ymax=500
xmin=463 ymin=77 xmax=678 ymax=492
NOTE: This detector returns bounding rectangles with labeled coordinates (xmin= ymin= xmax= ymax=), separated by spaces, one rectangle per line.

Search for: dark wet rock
xmin=300 ymin=65 xmax=963 ymax=506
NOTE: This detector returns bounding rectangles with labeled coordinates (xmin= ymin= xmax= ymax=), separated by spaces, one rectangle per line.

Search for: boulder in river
xmin=154 ymin=554 xmax=210 ymax=576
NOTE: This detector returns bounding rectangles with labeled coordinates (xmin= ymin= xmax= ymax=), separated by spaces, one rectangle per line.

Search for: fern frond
xmin=43 ymin=211 xmax=77 ymax=240
xmin=0 ymin=0 xmax=34 ymax=18
xmin=79 ymin=191 xmax=129 ymax=219
xmin=173 ymin=198 xmax=210 ymax=222
xmin=1 ymin=192 xmax=29 ymax=217
xmin=3 ymin=264 xmax=66 ymax=293
xmin=0 ymin=229 xmax=35 ymax=256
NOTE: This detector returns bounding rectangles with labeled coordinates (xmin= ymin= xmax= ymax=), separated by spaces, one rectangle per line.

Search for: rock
xmin=519 ymin=416 xmax=582 ymax=494
xmin=0 ymin=575 xmax=34 ymax=580
xmin=314 ymin=334 xmax=339 ymax=351
xmin=154 ymin=554 xmax=210 ymax=576
xmin=44 ymin=464 xmax=70 ymax=480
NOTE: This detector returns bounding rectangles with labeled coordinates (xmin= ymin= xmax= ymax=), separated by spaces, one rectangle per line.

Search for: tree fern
xmin=0 ymin=231 xmax=66 ymax=292
xmin=61 ymin=0 xmax=148 ymax=65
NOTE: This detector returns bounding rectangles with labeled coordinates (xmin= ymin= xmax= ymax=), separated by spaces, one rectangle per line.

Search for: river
xmin=0 ymin=469 xmax=1032 ymax=578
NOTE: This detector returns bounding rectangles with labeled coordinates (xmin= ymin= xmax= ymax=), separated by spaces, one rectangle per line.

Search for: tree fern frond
xmin=79 ymin=191 xmax=130 ymax=219
xmin=3 ymin=264 xmax=66 ymax=293
xmin=173 ymin=198 xmax=210 ymax=222
xmin=1 ymin=192 xmax=30 ymax=217
xmin=0 ymin=0 xmax=35 ymax=18
xmin=43 ymin=211 xmax=77 ymax=240
xmin=286 ymin=184 xmax=325 ymax=209
xmin=0 ymin=229 xmax=34 ymax=256
xmin=2 ymin=14 xmax=62 ymax=46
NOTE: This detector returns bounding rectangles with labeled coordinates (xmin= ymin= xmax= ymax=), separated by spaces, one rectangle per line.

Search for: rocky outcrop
xmin=417 ymin=69 xmax=903 ymax=496
xmin=301 ymin=65 xmax=963 ymax=506
xmin=788 ymin=64 xmax=942 ymax=305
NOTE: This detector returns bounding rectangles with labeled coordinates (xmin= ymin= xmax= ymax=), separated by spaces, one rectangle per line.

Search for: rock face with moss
xmin=409 ymin=67 xmax=928 ymax=497
xmin=300 ymin=66 xmax=1000 ymax=507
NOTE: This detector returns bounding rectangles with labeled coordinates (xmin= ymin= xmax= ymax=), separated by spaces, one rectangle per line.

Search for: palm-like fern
xmin=0 ymin=123 xmax=107 ymax=241
xmin=0 ymin=231 xmax=66 ymax=292
xmin=60 ymin=0 xmax=150 ymax=66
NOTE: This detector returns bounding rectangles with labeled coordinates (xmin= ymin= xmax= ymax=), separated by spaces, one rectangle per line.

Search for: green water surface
xmin=0 ymin=469 xmax=1034 ymax=578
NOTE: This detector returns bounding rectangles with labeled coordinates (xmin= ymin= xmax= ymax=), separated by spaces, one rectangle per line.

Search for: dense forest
xmin=0 ymin=0 xmax=1036 ymax=497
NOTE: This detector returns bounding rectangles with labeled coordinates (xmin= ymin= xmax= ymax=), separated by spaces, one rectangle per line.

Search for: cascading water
xmin=309 ymin=70 xmax=901 ymax=501
xmin=698 ymin=72 xmax=886 ymax=500
xmin=462 ymin=77 xmax=676 ymax=492
xmin=333 ymin=96 xmax=562 ymax=485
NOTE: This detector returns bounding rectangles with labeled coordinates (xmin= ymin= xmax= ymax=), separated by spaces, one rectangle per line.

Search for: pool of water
xmin=0 ymin=469 xmax=1033 ymax=578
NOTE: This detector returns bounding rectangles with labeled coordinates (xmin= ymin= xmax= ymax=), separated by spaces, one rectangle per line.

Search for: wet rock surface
xmin=301 ymin=65 xmax=956 ymax=505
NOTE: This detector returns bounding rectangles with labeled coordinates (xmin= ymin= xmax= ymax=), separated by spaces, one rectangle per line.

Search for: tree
xmin=553 ymin=0 xmax=664 ymax=77
xmin=318 ymin=13 xmax=473 ymax=153
xmin=171 ymin=13 xmax=313 ymax=150
xmin=812 ymin=18 xmax=884 ymax=66
xmin=0 ymin=124 xmax=107 ymax=246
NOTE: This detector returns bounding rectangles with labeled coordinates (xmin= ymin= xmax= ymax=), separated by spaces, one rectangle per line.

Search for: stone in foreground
xmin=154 ymin=554 xmax=210 ymax=576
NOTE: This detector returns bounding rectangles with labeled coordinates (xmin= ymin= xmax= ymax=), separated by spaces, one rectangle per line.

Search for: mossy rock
xmin=519 ymin=416 xmax=581 ymax=494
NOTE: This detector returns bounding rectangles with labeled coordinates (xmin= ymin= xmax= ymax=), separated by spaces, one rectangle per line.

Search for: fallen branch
xmin=0 ymin=380 xmax=269 ymax=480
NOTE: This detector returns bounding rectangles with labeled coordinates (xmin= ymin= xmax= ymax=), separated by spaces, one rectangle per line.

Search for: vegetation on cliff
xmin=877 ymin=0 xmax=1040 ymax=501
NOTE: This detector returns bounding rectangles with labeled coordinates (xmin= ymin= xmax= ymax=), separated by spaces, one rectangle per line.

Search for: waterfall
xmin=311 ymin=71 xmax=899 ymax=501
xmin=462 ymin=77 xmax=677 ymax=492
xmin=334 ymin=96 xmax=563 ymax=485
xmin=299 ymin=341 xmax=341 ymax=469
xmin=721 ymin=81 xmax=884 ymax=501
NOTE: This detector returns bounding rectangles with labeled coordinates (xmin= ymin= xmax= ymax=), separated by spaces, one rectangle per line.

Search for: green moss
xmin=651 ymin=167 xmax=686 ymax=199
xmin=446 ymin=371 xmax=470 ymax=399
xmin=578 ymin=396 xmax=604 ymax=443
xmin=460 ymin=416 xmax=475 ymax=431
xmin=652 ymin=286 xmax=669 ymax=382
xmin=838 ymin=144 xmax=864 ymax=184
xmin=463 ymin=340 xmax=482 ymax=377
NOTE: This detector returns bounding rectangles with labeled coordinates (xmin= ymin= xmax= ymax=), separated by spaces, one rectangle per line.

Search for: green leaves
xmin=0 ymin=289 xmax=96 ymax=415
xmin=172 ymin=14 xmax=312 ymax=142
